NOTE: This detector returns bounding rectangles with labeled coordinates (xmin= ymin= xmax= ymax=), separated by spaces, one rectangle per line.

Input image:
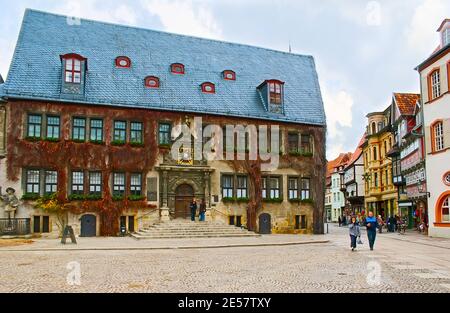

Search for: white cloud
xmin=322 ymin=87 xmax=354 ymax=160
xmin=141 ymin=0 xmax=222 ymax=39
xmin=54 ymin=0 xmax=138 ymax=26
xmin=406 ymin=0 xmax=450 ymax=55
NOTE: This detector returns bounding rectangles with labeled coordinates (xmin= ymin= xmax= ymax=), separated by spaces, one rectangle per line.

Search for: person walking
xmin=349 ymin=216 xmax=361 ymax=252
xmin=365 ymin=211 xmax=378 ymax=251
xmin=377 ymin=215 xmax=384 ymax=234
xmin=190 ymin=198 xmax=198 ymax=222
xmin=199 ymin=198 xmax=206 ymax=222
xmin=338 ymin=216 xmax=342 ymax=227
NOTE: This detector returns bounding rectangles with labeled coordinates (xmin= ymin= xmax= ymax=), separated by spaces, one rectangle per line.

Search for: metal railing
xmin=0 ymin=219 xmax=31 ymax=236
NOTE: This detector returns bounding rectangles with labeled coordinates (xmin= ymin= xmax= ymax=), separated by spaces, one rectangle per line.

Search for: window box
xmin=21 ymin=193 xmax=40 ymax=201
xmin=112 ymin=195 xmax=125 ymax=202
xmin=289 ymin=198 xmax=301 ymax=203
xmin=71 ymin=139 xmax=86 ymax=144
xmin=85 ymin=194 xmax=102 ymax=201
xmin=130 ymin=141 xmax=144 ymax=148
xmin=111 ymin=140 xmax=126 ymax=146
xmin=25 ymin=136 xmax=41 ymax=142
xmin=68 ymin=194 xmax=86 ymax=201
xmin=263 ymin=197 xmax=283 ymax=203
xmin=222 ymin=197 xmax=235 ymax=203
xmin=44 ymin=137 xmax=61 ymax=143
xmin=89 ymin=140 xmax=105 ymax=145
xmin=128 ymin=195 xmax=146 ymax=202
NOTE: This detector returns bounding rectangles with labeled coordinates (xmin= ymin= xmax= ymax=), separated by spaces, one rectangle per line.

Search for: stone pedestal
xmin=160 ymin=207 xmax=170 ymax=222
xmin=205 ymin=207 xmax=212 ymax=222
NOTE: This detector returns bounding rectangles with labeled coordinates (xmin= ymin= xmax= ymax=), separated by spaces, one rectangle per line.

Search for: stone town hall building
xmin=0 ymin=10 xmax=326 ymax=237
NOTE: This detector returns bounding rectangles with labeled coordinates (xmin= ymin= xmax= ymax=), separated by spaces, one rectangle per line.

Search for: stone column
xmin=204 ymin=171 xmax=212 ymax=221
xmin=160 ymin=170 xmax=170 ymax=222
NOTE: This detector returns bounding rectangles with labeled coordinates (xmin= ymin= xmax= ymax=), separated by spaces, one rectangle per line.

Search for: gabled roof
xmin=393 ymin=93 xmax=420 ymax=116
xmin=345 ymin=134 xmax=366 ymax=170
xmin=2 ymin=9 xmax=326 ymax=126
xmin=437 ymin=19 xmax=450 ymax=32
xmin=326 ymin=152 xmax=352 ymax=178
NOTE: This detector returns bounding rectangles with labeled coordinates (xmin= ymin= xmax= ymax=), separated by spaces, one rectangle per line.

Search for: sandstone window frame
xmin=130 ymin=173 xmax=143 ymax=196
xmin=27 ymin=114 xmax=42 ymax=139
xmin=130 ymin=121 xmax=143 ymax=144
xmin=71 ymin=170 xmax=85 ymax=195
xmin=72 ymin=117 xmax=86 ymax=141
xmin=221 ymin=174 xmax=234 ymax=198
xmin=46 ymin=115 xmax=60 ymax=140
xmin=288 ymin=176 xmax=299 ymax=200
xmin=44 ymin=170 xmax=58 ymax=195
xmin=89 ymin=171 xmax=102 ymax=196
xmin=89 ymin=118 xmax=104 ymax=142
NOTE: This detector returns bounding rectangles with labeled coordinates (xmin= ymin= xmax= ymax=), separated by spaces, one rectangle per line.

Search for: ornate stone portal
xmin=156 ymin=151 xmax=213 ymax=220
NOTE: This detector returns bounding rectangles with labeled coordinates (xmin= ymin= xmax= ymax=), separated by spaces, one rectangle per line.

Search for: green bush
xmin=44 ymin=137 xmax=60 ymax=143
xmin=25 ymin=136 xmax=41 ymax=142
xmin=112 ymin=195 xmax=125 ymax=202
xmin=128 ymin=195 xmax=146 ymax=201
xmin=21 ymin=193 xmax=40 ymax=201
xmin=130 ymin=141 xmax=144 ymax=147
xmin=111 ymin=140 xmax=126 ymax=146
xmin=89 ymin=139 xmax=105 ymax=145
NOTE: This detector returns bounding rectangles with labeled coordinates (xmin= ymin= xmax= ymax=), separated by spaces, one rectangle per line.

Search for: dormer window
xmin=171 ymin=63 xmax=185 ymax=75
xmin=145 ymin=76 xmax=160 ymax=88
xmin=65 ymin=58 xmax=81 ymax=83
xmin=223 ymin=70 xmax=236 ymax=81
xmin=60 ymin=53 xmax=87 ymax=99
xmin=257 ymin=79 xmax=285 ymax=114
xmin=115 ymin=56 xmax=131 ymax=68
xmin=201 ymin=82 xmax=215 ymax=94
xmin=269 ymin=80 xmax=283 ymax=104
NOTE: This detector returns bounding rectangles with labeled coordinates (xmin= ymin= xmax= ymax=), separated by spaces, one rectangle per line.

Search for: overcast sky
xmin=0 ymin=0 xmax=448 ymax=160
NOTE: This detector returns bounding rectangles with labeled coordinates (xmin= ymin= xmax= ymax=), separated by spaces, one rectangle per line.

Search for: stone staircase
xmin=131 ymin=220 xmax=260 ymax=239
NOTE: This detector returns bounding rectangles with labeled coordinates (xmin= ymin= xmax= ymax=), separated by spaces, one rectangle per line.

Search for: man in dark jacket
xmin=199 ymin=199 xmax=207 ymax=222
xmin=190 ymin=198 xmax=198 ymax=222
xmin=365 ymin=211 xmax=378 ymax=251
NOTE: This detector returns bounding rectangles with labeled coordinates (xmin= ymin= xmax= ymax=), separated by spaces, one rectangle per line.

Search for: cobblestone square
xmin=1 ymin=225 xmax=449 ymax=293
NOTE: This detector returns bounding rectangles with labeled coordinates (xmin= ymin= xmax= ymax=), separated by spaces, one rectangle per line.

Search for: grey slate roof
xmin=2 ymin=9 xmax=326 ymax=126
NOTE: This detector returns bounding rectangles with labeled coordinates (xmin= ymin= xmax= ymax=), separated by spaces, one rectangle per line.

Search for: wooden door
xmin=175 ymin=184 xmax=194 ymax=219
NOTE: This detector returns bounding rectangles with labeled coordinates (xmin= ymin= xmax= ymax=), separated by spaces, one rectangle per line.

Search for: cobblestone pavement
xmin=0 ymin=225 xmax=449 ymax=293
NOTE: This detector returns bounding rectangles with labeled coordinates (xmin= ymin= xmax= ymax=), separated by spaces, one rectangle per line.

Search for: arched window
xmin=61 ymin=53 xmax=86 ymax=84
xmin=428 ymin=69 xmax=441 ymax=100
xmin=223 ymin=70 xmax=236 ymax=81
xmin=144 ymin=76 xmax=160 ymax=88
xmin=442 ymin=196 xmax=450 ymax=222
xmin=431 ymin=121 xmax=444 ymax=152
xmin=371 ymin=122 xmax=377 ymax=135
xmin=171 ymin=63 xmax=185 ymax=74
xmin=115 ymin=56 xmax=131 ymax=68
xmin=201 ymin=82 xmax=215 ymax=94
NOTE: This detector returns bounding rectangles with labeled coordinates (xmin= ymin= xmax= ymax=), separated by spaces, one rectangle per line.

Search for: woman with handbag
xmin=349 ymin=216 xmax=361 ymax=252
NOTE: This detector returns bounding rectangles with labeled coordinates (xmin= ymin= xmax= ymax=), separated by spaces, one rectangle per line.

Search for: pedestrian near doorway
xmin=190 ymin=198 xmax=198 ymax=222
xmin=199 ymin=199 xmax=206 ymax=222
xmin=338 ymin=216 xmax=342 ymax=227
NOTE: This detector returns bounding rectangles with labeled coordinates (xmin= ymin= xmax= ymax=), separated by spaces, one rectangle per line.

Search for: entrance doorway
xmin=259 ymin=213 xmax=272 ymax=234
xmin=175 ymin=184 xmax=194 ymax=219
xmin=80 ymin=214 xmax=96 ymax=237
